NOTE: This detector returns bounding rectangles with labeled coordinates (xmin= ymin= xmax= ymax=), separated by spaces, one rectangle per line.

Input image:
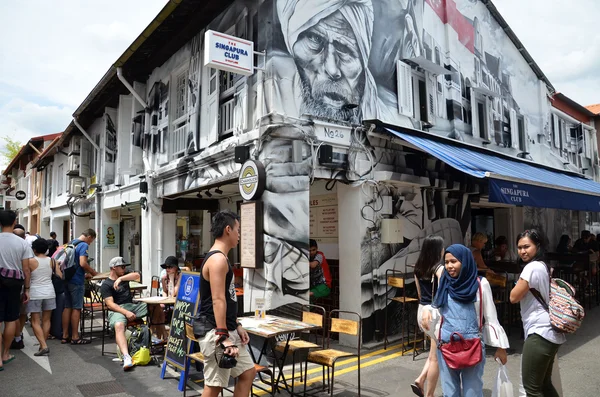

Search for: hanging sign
xmin=238 ymin=160 xmax=266 ymax=201
xmin=15 ymin=190 xmax=26 ymax=201
xmin=204 ymin=30 xmax=254 ymax=76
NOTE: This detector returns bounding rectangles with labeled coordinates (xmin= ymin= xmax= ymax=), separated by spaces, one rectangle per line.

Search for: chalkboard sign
xmin=164 ymin=271 xmax=200 ymax=370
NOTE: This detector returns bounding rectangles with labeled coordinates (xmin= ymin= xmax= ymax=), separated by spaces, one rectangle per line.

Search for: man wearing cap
xmin=100 ymin=257 xmax=147 ymax=371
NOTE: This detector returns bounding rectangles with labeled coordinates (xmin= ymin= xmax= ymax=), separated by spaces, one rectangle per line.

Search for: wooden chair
xmin=101 ymin=301 xmax=145 ymax=356
xmin=273 ymin=304 xmax=326 ymax=396
xmin=384 ymin=269 xmax=419 ymax=355
xmin=305 ymin=310 xmax=362 ymax=397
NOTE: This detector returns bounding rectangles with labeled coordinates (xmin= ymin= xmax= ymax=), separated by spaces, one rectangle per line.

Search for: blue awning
xmin=386 ymin=128 xmax=600 ymax=212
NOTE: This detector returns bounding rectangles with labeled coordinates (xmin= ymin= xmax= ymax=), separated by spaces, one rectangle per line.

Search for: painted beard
xmin=298 ymin=69 xmax=364 ymax=124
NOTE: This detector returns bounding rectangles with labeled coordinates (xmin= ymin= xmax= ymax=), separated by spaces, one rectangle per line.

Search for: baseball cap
xmin=160 ymin=256 xmax=179 ymax=269
xmin=109 ymin=257 xmax=131 ymax=268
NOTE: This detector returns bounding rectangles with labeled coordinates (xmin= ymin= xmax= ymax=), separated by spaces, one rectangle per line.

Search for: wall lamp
xmin=204 ymin=190 xmax=213 ymax=198
xmin=214 ymin=188 xmax=223 ymax=194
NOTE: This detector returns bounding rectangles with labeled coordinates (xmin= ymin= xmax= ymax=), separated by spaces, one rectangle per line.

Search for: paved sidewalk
xmin=2 ymin=305 xmax=599 ymax=397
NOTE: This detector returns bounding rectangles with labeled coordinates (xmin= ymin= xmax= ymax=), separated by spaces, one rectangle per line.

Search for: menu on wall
xmin=310 ymin=193 xmax=339 ymax=242
xmin=240 ymin=201 xmax=264 ymax=268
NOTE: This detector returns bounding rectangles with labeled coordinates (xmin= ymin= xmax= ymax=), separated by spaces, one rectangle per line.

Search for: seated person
xmin=100 ymin=257 xmax=147 ymax=371
xmin=470 ymin=232 xmax=494 ymax=273
xmin=309 ymin=239 xmax=332 ymax=298
xmin=151 ymin=256 xmax=181 ymax=340
xmin=493 ymin=236 xmax=517 ymax=262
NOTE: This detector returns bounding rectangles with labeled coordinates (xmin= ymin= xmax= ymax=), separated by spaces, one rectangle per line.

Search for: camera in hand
xmin=216 ymin=343 xmax=238 ymax=369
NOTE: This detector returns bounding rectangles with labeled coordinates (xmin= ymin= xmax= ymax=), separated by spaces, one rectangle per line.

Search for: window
xmin=57 ymin=164 xmax=64 ymax=196
xmin=174 ymin=71 xmax=188 ymax=120
xmin=435 ymin=47 xmax=441 ymax=66
xmin=477 ymin=102 xmax=486 ymax=138
xmin=517 ymin=116 xmax=526 ymax=151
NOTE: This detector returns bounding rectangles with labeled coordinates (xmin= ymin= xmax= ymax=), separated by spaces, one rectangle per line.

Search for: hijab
xmin=433 ymin=244 xmax=479 ymax=308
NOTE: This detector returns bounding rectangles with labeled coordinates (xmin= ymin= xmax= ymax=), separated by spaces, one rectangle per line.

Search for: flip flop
xmin=411 ymin=383 xmax=424 ymax=397
xmin=70 ymin=338 xmax=91 ymax=345
xmin=2 ymin=356 xmax=15 ymax=365
xmin=61 ymin=338 xmax=71 ymax=344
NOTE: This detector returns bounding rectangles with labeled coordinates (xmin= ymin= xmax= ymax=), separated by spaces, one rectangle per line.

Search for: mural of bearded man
xmin=273 ymin=0 xmax=380 ymax=124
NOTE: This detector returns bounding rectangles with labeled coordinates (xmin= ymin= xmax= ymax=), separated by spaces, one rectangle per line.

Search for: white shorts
xmin=198 ymin=329 xmax=255 ymax=388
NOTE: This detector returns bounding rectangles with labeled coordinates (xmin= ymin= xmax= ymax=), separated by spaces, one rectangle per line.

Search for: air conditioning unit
xmin=67 ymin=155 xmax=80 ymax=176
xmin=69 ymin=136 xmax=81 ymax=155
xmin=68 ymin=176 xmax=85 ymax=197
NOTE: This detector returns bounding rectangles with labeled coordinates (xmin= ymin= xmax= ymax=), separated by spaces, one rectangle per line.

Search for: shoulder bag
xmin=438 ymin=278 xmax=483 ymax=369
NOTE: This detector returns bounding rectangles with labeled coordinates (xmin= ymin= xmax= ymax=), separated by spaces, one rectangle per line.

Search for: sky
xmin=1 ymin=0 xmax=599 ymax=171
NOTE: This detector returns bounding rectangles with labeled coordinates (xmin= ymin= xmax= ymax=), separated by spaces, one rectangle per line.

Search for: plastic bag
xmin=492 ymin=359 xmax=514 ymax=397
xmin=132 ymin=347 xmax=151 ymax=366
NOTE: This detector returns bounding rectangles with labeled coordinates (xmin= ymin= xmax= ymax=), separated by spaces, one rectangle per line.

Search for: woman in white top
xmin=510 ymin=229 xmax=565 ymax=396
xmin=27 ymin=238 xmax=60 ymax=356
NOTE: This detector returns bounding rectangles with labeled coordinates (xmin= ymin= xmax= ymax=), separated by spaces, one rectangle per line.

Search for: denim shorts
xmin=64 ymin=283 xmax=85 ymax=309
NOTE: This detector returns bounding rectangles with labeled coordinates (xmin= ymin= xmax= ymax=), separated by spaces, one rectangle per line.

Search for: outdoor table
xmin=239 ymin=315 xmax=322 ymax=394
xmin=92 ymin=272 xmax=110 ymax=281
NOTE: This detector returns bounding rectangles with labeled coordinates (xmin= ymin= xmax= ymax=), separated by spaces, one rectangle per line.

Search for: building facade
xmin=10 ymin=0 xmax=600 ymax=345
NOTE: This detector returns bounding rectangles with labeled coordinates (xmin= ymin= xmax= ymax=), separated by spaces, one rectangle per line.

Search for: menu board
xmin=164 ymin=271 xmax=200 ymax=370
xmin=309 ymin=193 xmax=339 ymax=241
xmin=240 ymin=201 xmax=264 ymax=268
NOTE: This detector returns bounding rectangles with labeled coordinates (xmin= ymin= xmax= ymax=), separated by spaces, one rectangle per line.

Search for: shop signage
xmin=314 ymin=121 xmax=353 ymax=147
xmin=239 ymin=160 xmax=266 ymax=201
xmin=204 ymin=30 xmax=254 ymax=76
xmin=15 ymin=190 xmax=26 ymax=201
xmin=489 ymin=179 xmax=600 ymax=212
xmin=164 ymin=271 xmax=200 ymax=372
xmin=240 ymin=201 xmax=264 ymax=269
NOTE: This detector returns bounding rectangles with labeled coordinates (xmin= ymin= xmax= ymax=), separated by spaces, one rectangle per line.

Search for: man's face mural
xmin=293 ymin=11 xmax=365 ymax=123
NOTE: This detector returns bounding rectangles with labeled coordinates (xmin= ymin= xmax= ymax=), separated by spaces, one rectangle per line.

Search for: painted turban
xmin=277 ymin=0 xmax=379 ymax=119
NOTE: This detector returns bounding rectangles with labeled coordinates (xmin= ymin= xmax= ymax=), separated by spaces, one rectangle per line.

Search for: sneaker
xmin=10 ymin=339 xmax=24 ymax=350
xmin=123 ymin=354 xmax=133 ymax=371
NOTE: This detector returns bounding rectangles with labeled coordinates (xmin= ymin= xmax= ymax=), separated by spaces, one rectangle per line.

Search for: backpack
xmin=531 ymin=263 xmax=585 ymax=334
xmin=53 ymin=240 xmax=83 ymax=282
xmin=128 ymin=325 xmax=152 ymax=366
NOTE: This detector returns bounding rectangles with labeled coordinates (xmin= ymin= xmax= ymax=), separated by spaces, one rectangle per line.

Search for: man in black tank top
xmin=197 ymin=210 xmax=256 ymax=396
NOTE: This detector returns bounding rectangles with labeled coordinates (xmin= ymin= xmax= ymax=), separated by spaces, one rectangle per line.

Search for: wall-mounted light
xmin=482 ymin=140 xmax=492 ymax=146
xmin=582 ymin=168 xmax=589 ymax=174
xmin=139 ymin=175 xmax=148 ymax=194
xmin=517 ymin=151 xmax=530 ymax=159
xmin=196 ymin=192 xmax=202 ymax=199
xmin=204 ymin=190 xmax=213 ymax=198
xmin=235 ymin=146 xmax=250 ymax=164
xmin=563 ymin=161 xmax=570 ymax=166
xmin=215 ymin=188 xmax=223 ymax=194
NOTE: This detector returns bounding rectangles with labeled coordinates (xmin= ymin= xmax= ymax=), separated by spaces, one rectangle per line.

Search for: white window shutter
xmin=523 ymin=115 xmax=529 ymax=151
xmin=486 ymin=97 xmax=494 ymax=142
xmin=510 ymin=109 xmax=518 ymax=149
xmin=471 ymin=90 xmax=479 ymax=138
xmin=79 ymin=139 xmax=91 ymax=178
xmin=233 ymin=80 xmax=248 ymax=134
xmin=553 ymin=115 xmax=560 ymax=148
xmin=130 ymin=81 xmax=146 ymax=173
xmin=396 ymin=60 xmax=414 ymax=117
xmin=426 ymin=74 xmax=436 ymax=124
xmin=200 ymin=66 xmax=219 ymax=149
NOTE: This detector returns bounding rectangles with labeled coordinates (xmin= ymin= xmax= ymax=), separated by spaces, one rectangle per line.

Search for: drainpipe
xmin=94 ymin=190 xmax=102 ymax=271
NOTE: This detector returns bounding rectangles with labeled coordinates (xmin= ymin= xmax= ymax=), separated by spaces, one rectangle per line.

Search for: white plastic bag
xmin=492 ymin=359 xmax=514 ymax=397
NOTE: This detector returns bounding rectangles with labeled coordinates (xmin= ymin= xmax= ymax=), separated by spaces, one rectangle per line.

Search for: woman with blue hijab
xmin=423 ymin=244 xmax=509 ymax=396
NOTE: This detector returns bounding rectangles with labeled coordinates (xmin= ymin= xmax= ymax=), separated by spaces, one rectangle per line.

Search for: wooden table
xmin=92 ymin=272 xmax=110 ymax=281
xmin=239 ymin=315 xmax=322 ymax=394
xmin=134 ymin=296 xmax=176 ymax=305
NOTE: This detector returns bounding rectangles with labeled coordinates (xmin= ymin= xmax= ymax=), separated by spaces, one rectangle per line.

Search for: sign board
xmin=314 ymin=121 xmax=353 ymax=147
xmin=309 ymin=193 xmax=339 ymax=240
xmin=204 ymin=30 xmax=254 ymax=76
xmin=15 ymin=190 xmax=26 ymax=201
xmin=103 ymin=224 xmax=119 ymax=249
xmin=240 ymin=201 xmax=264 ymax=269
xmin=164 ymin=271 xmax=200 ymax=371
xmin=239 ymin=160 xmax=266 ymax=201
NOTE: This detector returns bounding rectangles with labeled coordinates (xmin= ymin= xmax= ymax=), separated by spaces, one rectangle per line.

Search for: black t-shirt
xmin=198 ymin=250 xmax=238 ymax=331
xmin=100 ymin=276 xmax=133 ymax=306
xmin=48 ymin=239 xmax=60 ymax=257
xmin=573 ymin=238 xmax=590 ymax=253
